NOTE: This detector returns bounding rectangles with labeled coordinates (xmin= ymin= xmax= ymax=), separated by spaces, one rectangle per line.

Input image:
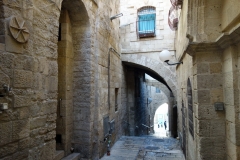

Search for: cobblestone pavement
xmin=101 ymin=129 xmax=185 ymax=160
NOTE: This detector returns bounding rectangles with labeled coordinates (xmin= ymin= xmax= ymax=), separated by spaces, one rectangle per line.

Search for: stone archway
xmin=57 ymin=0 xmax=96 ymax=158
xmin=149 ymin=89 xmax=169 ymax=132
xmin=122 ymin=54 xmax=177 ymax=97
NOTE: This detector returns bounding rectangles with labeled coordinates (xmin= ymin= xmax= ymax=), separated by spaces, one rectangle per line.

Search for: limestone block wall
xmin=176 ymin=30 xmax=226 ymax=160
xmin=92 ymin=0 xmax=126 ymax=157
xmin=176 ymin=0 xmax=240 ymax=159
xmin=194 ymin=51 xmax=225 ymax=160
xmin=221 ymin=0 xmax=240 ymax=31
xmin=120 ymin=0 xmax=175 ymax=53
xmin=186 ymin=0 xmax=223 ymax=43
xmin=176 ymin=54 xmax=196 ymax=160
xmin=0 ymin=0 xmax=61 ymax=159
xmin=0 ymin=0 xmax=126 ymax=159
xmin=175 ymin=0 xmax=189 ymax=61
xmin=222 ymin=44 xmax=240 ymax=160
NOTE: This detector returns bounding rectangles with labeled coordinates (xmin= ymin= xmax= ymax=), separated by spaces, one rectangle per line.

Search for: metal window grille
xmin=137 ymin=6 xmax=156 ymax=38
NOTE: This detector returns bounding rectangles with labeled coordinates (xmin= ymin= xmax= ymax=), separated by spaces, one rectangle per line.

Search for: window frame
xmin=137 ymin=6 xmax=156 ymax=38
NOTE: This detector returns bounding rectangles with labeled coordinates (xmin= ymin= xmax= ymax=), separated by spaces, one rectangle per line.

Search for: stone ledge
xmin=61 ymin=153 xmax=80 ymax=160
xmin=54 ymin=150 xmax=65 ymax=160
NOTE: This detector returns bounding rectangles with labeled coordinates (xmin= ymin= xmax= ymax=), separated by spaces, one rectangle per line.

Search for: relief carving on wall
xmin=9 ymin=16 xmax=29 ymax=43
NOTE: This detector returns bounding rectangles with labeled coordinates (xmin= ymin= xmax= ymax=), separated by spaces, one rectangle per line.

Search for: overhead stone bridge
xmin=121 ymin=53 xmax=177 ymax=97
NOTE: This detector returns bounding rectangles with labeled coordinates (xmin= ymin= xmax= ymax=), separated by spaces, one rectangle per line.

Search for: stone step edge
xmin=54 ymin=150 xmax=65 ymax=160
xmin=61 ymin=153 xmax=80 ymax=160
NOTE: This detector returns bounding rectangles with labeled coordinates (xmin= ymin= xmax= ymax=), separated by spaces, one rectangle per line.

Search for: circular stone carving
xmin=9 ymin=16 xmax=29 ymax=43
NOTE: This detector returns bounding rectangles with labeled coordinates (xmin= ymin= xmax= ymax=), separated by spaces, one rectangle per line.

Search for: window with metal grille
xmin=187 ymin=78 xmax=194 ymax=138
xmin=137 ymin=6 xmax=156 ymax=38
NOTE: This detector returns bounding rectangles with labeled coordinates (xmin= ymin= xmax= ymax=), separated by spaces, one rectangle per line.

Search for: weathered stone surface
xmin=12 ymin=149 xmax=29 ymax=160
xmin=0 ymin=122 xmax=12 ymax=146
xmin=12 ymin=120 xmax=29 ymax=140
xmin=197 ymin=90 xmax=210 ymax=104
xmin=5 ymin=35 xmax=23 ymax=54
xmin=0 ymin=142 xmax=18 ymax=158
xmin=18 ymin=138 xmax=30 ymax=151
xmin=13 ymin=70 xmax=33 ymax=88
xmin=30 ymin=116 xmax=47 ymax=130
xmin=14 ymin=95 xmax=32 ymax=108
xmin=197 ymin=75 xmax=223 ymax=89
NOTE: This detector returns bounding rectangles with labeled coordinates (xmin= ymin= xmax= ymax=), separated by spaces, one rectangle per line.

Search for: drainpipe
xmin=108 ymin=47 xmax=120 ymax=110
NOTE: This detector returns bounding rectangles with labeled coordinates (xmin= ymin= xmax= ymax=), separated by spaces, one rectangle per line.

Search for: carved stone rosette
xmin=9 ymin=16 xmax=29 ymax=43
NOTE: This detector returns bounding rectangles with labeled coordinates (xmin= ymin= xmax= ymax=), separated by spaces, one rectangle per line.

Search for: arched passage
xmin=122 ymin=54 xmax=177 ymax=97
xmin=154 ymin=103 xmax=169 ymax=136
xmin=57 ymin=0 xmax=93 ymax=157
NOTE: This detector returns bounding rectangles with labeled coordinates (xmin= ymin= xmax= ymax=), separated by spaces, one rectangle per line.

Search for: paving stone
xmin=100 ymin=134 xmax=185 ymax=160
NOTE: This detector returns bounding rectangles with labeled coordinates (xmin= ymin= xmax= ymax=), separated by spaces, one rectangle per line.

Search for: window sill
xmin=138 ymin=32 xmax=155 ymax=38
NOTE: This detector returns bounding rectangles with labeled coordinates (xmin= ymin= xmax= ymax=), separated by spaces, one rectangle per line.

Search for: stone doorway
xmin=56 ymin=0 xmax=92 ymax=157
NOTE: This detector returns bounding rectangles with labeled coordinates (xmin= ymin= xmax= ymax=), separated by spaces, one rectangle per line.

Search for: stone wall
xmin=221 ymin=0 xmax=240 ymax=31
xmin=0 ymin=0 xmax=61 ymax=159
xmin=120 ymin=0 xmax=177 ymax=98
xmin=176 ymin=0 xmax=240 ymax=159
xmin=0 ymin=0 xmax=127 ymax=159
xmin=120 ymin=0 xmax=175 ymax=53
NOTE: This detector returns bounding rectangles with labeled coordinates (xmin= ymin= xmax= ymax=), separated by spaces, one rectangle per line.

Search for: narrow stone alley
xmin=101 ymin=127 xmax=185 ymax=160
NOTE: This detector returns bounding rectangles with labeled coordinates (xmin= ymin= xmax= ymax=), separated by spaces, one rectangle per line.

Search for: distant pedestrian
xmin=164 ymin=121 xmax=167 ymax=130
xmin=158 ymin=123 xmax=160 ymax=128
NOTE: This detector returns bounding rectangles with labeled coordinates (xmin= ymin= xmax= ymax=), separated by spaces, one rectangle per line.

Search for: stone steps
xmin=54 ymin=150 xmax=65 ymax=160
xmin=61 ymin=153 xmax=80 ymax=160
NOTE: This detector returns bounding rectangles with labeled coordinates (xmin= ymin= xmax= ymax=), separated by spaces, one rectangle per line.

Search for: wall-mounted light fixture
xmin=110 ymin=13 xmax=123 ymax=21
xmin=159 ymin=50 xmax=183 ymax=65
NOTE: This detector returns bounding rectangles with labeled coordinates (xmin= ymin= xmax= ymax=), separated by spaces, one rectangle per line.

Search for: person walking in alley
xmin=164 ymin=121 xmax=167 ymax=130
